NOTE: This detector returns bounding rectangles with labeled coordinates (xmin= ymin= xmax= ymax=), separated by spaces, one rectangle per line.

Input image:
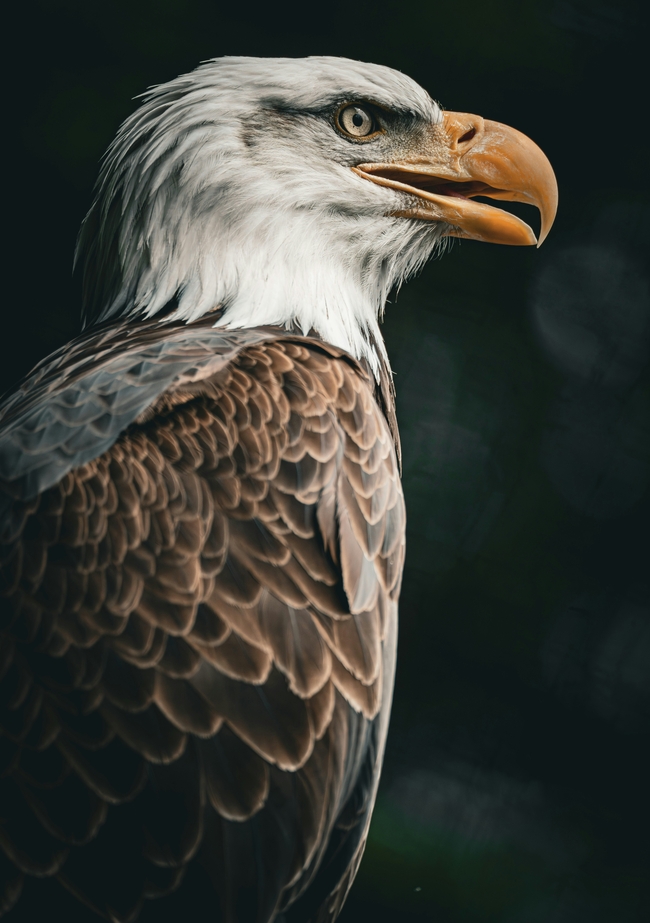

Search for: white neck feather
xmin=166 ymin=210 xmax=440 ymax=377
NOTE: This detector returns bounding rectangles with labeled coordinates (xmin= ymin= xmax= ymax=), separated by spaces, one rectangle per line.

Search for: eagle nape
xmin=0 ymin=57 xmax=557 ymax=923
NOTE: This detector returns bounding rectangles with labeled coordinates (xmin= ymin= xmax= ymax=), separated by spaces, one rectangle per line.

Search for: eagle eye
xmin=336 ymin=104 xmax=380 ymax=140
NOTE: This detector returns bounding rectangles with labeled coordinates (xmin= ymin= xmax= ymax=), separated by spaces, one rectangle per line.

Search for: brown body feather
xmin=0 ymin=321 xmax=404 ymax=923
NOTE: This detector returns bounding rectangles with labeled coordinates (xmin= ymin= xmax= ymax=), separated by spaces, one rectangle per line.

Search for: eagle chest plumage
xmin=0 ymin=318 xmax=404 ymax=922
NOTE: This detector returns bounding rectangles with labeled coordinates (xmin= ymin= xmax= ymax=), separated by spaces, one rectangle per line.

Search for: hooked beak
xmin=353 ymin=111 xmax=558 ymax=247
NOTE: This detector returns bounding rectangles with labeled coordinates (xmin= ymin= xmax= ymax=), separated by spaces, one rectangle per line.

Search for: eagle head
xmin=76 ymin=56 xmax=557 ymax=374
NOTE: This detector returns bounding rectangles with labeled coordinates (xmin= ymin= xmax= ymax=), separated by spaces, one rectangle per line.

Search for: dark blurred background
xmin=5 ymin=1 xmax=650 ymax=920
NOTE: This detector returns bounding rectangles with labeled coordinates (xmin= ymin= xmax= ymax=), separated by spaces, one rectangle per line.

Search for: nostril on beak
xmin=458 ymin=127 xmax=476 ymax=144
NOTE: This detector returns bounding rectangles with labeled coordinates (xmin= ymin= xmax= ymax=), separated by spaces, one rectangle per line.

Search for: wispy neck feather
xmin=76 ymin=56 xmax=447 ymax=377
xmin=187 ymin=211 xmax=443 ymax=378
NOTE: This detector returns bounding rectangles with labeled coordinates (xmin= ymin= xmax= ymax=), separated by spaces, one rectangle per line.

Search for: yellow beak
xmin=353 ymin=111 xmax=558 ymax=247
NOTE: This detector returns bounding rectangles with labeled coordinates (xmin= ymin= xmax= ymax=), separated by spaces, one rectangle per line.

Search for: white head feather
xmin=77 ymin=56 xmax=447 ymax=376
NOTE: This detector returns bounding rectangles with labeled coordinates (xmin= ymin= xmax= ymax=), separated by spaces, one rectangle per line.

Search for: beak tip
xmin=537 ymin=191 xmax=558 ymax=249
xmin=536 ymin=222 xmax=552 ymax=248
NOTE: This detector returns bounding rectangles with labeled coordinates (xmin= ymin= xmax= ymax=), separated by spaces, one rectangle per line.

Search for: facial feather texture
xmin=76 ymin=56 xmax=448 ymax=375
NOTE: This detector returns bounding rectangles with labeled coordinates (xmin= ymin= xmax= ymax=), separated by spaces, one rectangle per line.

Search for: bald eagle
xmin=0 ymin=57 xmax=556 ymax=923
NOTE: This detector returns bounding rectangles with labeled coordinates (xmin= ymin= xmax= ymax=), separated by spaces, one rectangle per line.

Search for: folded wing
xmin=0 ymin=320 xmax=404 ymax=923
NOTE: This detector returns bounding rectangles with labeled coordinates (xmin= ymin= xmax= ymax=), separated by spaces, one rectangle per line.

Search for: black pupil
xmin=352 ymin=112 xmax=365 ymax=128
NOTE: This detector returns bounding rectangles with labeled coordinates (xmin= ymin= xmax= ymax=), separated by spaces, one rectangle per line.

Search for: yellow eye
xmin=337 ymin=104 xmax=378 ymax=139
